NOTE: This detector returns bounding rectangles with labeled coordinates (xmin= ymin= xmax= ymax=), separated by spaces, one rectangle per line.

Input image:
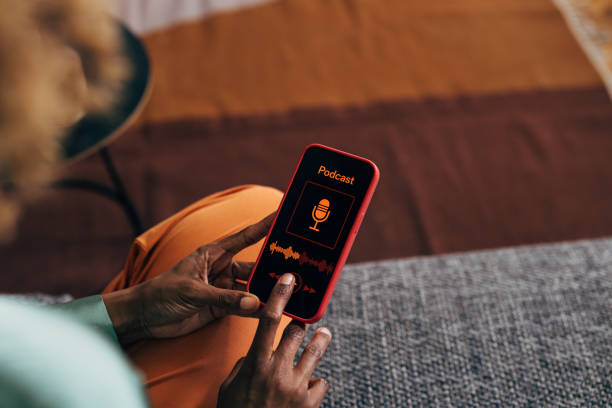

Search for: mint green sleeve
xmin=47 ymin=295 xmax=119 ymax=343
xmin=0 ymin=298 xmax=148 ymax=407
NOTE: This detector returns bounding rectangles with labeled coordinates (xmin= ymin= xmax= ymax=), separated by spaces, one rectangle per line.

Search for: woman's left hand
xmin=102 ymin=213 xmax=275 ymax=344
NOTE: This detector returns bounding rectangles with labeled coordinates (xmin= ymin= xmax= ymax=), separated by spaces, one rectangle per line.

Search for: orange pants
xmin=103 ymin=185 xmax=292 ymax=408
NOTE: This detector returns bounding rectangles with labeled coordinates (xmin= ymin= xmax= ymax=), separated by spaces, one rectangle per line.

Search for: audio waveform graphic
xmin=269 ymin=241 xmax=300 ymax=260
xmin=269 ymin=241 xmax=334 ymax=275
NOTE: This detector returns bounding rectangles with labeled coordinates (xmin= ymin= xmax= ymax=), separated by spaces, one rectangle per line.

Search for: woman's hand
xmin=218 ymin=273 xmax=332 ymax=408
xmin=102 ymin=213 xmax=275 ymax=344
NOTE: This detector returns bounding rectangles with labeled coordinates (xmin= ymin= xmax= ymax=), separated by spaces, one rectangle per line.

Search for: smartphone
xmin=247 ymin=144 xmax=379 ymax=323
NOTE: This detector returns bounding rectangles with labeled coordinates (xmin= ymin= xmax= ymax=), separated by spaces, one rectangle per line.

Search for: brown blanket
xmin=2 ymin=0 xmax=612 ymax=296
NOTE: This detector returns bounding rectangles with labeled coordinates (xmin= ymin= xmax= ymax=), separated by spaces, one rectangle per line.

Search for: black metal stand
xmin=53 ymin=147 xmax=144 ymax=236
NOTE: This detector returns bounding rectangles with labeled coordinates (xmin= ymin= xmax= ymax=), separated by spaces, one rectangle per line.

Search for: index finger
xmin=217 ymin=212 xmax=276 ymax=254
xmin=246 ymin=273 xmax=294 ymax=364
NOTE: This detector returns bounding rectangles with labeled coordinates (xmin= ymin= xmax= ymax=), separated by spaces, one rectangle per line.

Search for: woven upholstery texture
xmin=310 ymin=239 xmax=612 ymax=407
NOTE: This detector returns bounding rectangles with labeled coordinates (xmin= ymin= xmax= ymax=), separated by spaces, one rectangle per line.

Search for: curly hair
xmin=0 ymin=0 xmax=128 ymax=241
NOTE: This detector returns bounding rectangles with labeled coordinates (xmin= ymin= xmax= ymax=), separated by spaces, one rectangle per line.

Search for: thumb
xmin=194 ymin=285 xmax=261 ymax=315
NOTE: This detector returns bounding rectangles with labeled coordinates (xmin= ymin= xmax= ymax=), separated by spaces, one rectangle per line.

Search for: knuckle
xmin=293 ymin=388 xmax=308 ymax=404
xmin=268 ymin=373 xmax=294 ymax=397
xmin=218 ymin=292 xmax=240 ymax=308
xmin=304 ymin=343 xmax=324 ymax=359
xmin=283 ymin=324 xmax=305 ymax=342
xmin=275 ymin=283 xmax=292 ymax=296
xmin=261 ymin=309 xmax=282 ymax=323
xmin=259 ymin=369 xmax=277 ymax=388
xmin=278 ymin=382 xmax=295 ymax=398
xmin=290 ymin=386 xmax=311 ymax=407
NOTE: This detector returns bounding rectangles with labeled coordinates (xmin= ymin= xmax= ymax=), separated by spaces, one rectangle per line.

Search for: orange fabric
xmin=137 ymin=0 xmax=601 ymax=122
xmin=103 ymin=184 xmax=292 ymax=408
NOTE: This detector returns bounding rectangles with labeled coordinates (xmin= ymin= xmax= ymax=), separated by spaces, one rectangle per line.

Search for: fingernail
xmin=280 ymin=273 xmax=294 ymax=285
xmin=240 ymin=295 xmax=260 ymax=311
xmin=317 ymin=327 xmax=332 ymax=338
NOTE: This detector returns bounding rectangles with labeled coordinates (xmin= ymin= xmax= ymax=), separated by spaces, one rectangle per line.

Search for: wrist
xmin=102 ymin=284 xmax=148 ymax=345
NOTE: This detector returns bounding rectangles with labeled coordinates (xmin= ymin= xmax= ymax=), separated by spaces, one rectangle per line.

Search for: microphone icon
xmin=309 ymin=199 xmax=330 ymax=232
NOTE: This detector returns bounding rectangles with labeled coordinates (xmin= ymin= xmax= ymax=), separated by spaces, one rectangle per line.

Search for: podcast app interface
xmin=250 ymin=145 xmax=375 ymax=319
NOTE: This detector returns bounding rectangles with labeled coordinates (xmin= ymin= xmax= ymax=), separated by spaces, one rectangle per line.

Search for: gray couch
xmin=311 ymin=238 xmax=611 ymax=407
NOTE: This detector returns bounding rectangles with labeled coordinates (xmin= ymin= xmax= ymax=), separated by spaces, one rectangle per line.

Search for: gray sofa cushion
xmin=312 ymin=239 xmax=611 ymax=407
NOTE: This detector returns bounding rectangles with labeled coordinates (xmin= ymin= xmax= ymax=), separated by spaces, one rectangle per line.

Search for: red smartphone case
xmin=246 ymin=143 xmax=380 ymax=323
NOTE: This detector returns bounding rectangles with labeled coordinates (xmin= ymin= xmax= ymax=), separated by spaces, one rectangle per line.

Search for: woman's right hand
xmin=217 ymin=273 xmax=332 ymax=408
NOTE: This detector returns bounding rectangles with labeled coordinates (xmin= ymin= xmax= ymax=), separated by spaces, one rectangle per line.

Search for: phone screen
xmin=248 ymin=144 xmax=377 ymax=320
